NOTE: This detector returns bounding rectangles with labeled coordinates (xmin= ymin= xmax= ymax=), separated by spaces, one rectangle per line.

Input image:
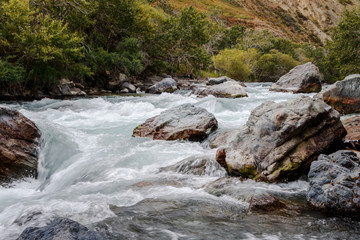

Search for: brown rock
xmin=0 ymin=107 xmax=40 ymax=184
xmin=315 ymin=74 xmax=360 ymax=114
xmin=248 ymin=194 xmax=286 ymax=213
xmin=342 ymin=116 xmax=360 ymax=141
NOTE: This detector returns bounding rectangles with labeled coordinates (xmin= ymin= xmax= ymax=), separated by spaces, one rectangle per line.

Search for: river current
xmin=0 ymin=83 xmax=359 ymax=239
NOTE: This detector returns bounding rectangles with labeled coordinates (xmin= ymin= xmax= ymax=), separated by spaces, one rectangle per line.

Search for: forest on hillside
xmin=0 ymin=0 xmax=359 ymax=94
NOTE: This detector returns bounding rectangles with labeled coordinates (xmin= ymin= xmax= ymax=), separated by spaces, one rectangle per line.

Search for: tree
xmin=325 ymin=8 xmax=360 ymax=82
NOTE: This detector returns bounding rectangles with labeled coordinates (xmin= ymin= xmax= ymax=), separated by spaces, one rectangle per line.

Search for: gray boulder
xmin=107 ymin=73 xmax=129 ymax=91
xmin=148 ymin=78 xmax=177 ymax=94
xmin=120 ymin=82 xmax=136 ymax=93
xmin=53 ymin=79 xmax=86 ymax=97
xmin=270 ymin=62 xmax=322 ymax=93
xmin=194 ymin=81 xmax=248 ymax=98
xmin=17 ymin=217 xmax=110 ymax=240
xmin=0 ymin=107 xmax=40 ymax=184
xmin=132 ymin=104 xmax=218 ymax=141
xmin=216 ymin=96 xmax=346 ymax=182
xmin=307 ymin=151 xmax=360 ymax=215
xmin=315 ymin=74 xmax=360 ymax=114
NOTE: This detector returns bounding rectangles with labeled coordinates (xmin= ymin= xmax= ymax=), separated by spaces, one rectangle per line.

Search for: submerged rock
xmin=316 ymin=74 xmax=360 ymax=114
xmin=160 ymin=156 xmax=227 ymax=177
xmin=132 ymin=104 xmax=218 ymax=141
xmin=248 ymin=194 xmax=286 ymax=213
xmin=0 ymin=107 xmax=40 ymax=184
xmin=270 ymin=62 xmax=322 ymax=93
xmin=17 ymin=217 xmax=110 ymax=240
xmin=193 ymin=81 xmax=248 ymax=98
xmin=307 ymin=151 xmax=360 ymax=215
xmin=148 ymin=77 xmax=178 ymax=94
xmin=216 ymin=96 xmax=346 ymax=182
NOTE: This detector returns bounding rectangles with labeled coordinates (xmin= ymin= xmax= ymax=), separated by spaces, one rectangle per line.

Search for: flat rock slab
xmin=307 ymin=151 xmax=360 ymax=215
xmin=216 ymin=96 xmax=346 ymax=182
xmin=132 ymin=104 xmax=218 ymax=141
xmin=270 ymin=62 xmax=322 ymax=93
xmin=316 ymin=74 xmax=360 ymax=114
xmin=17 ymin=217 xmax=110 ymax=240
xmin=193 ymin=81 xmax=248 ymax=98
xmin=0 ymin=107 xmax=40 ymax=184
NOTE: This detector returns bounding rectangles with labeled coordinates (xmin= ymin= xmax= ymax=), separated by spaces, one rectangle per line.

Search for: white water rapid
xmin=1 ymin=83 xmax=359 ymax=240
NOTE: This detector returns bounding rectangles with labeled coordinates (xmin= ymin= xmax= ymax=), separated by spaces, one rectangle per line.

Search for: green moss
xmin=238 ymin=164 xmax=258 ymax=178
xmin=269 ymin=158 xmax=302 ymax=179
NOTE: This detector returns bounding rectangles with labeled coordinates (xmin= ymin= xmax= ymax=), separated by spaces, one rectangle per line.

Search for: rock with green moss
xmin=216 ymin=96 xmax=346 ymax=182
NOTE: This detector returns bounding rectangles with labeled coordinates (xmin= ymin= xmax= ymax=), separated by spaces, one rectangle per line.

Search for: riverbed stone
xmin=16 ymin=217 xmax=109 ymax=240
xmin=216 ymin=96 xmax=346 ymax=182
xmin=193 ymin=81 xmax=248 ymax=98
xmin=160 ymin=156 xmax=227 ymax=177
xmin=316 ymin=74 xmax=360 ymax=114
xmin=0 ymin=107 xmax=40 ymax=184
xmin=307 ymin=151 xmax=360 ymax=215
xmin=342 ymin=116 xmax=360 ymax=141
xmin=132 ymin=104 xmax=218 ymax=141
xmin=148 ymin=77 xmax=178 ymax=94
xmin=270 ymin=62 xmax=322 ymax=93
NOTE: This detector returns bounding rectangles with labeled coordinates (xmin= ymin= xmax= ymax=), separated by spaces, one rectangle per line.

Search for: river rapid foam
xmin=1 ymin=83 xmax=359 ymax=240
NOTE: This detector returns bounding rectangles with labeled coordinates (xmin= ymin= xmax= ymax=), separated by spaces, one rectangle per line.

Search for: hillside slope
xmin=169 ymin=0 xmax=359 ymax=44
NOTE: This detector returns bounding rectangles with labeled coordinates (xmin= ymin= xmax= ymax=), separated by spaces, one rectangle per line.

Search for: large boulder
xmin=216 ymin=96 xmax=346 ymax=182
xmin=0 ymin=107 xmax=40 ymax=184
xmin=270 ymin=62 xmax=322 ymax=93
xmin=17 ymin=217 xmax=110 ymax=240
xmin=307 ymin=151 xmax=360 ymax=215
xmin=132 ymin=104 xmax=218 ymax=141
xmin=316 ymin=74 xmax=360 ymax=114
xmin=193 ymin=81 xmax=248 ymax=98
xmin=148 ymin=77 xmax=177 ymax=94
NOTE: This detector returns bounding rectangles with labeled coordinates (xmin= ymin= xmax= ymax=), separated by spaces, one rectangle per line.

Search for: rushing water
xmin=0 ymin=83 xmax=359 ymax=240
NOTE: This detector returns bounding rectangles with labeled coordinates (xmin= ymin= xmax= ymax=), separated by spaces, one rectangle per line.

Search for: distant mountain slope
xmin=169 ymin=0 xmax=359 ymax=44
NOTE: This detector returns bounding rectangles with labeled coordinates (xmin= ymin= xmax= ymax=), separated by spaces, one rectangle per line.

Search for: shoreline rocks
xmin=270 ymin=62 xmax=322 ymax=93
xmin=216 ymin=96 xmax=346 ymax=182
xmin=192 ymin=81 xmax=248 ymax=98
xmin=0 ymin=107 xmax=40 ymax=184
xmin=307 ymin=151 xmax=360 ymax=215
xmin=315 ymin=74 xmax=360 ymax=114
xmin=132 ymin=104 xmax=218 ymax=141
xmin=148 ymin=77 xmax=178 ymax=94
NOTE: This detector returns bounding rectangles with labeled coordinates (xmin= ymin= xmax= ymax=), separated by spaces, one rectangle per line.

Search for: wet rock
xmin=248 ymin=194 xmax=286 ymax=213
xmin=132 ymin=104 xmax=218 ymax=141
xmin=270 ymin=62 xmax=322 ymax=93
xmin=0 ymin=107 xmax=40 ymax=184
xmin=307 ymin=151 xmax=360 ymax=215
xmin=17 ymin=217 xmax=110 ymax=240
xmin=148 ymin=77 xmax=178 ymax=94
xmin=193 ymin=81 xmax=248 ymax=98
xmin=52 ymin=79 xmax=86 ymax=97
xmin=207 ymin=76 xmax=246 ymax=87
xmin=315 ymin=74 xmax=360 ymax=114
xmin=216 ymin=96 xmax=346 ymax=182
xmin=160 ymin=156 xmax=227 ymax=177
xmin=342 ymin=116 xmax=360 ymax=141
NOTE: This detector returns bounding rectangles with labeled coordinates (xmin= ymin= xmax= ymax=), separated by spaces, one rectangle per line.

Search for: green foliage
xmin=213 ymin=48 xmax=258 ymax=81
xmin=0 ymin=0 xmax=88 ymax=83
xmin=0 ymin=59 xmax=25 ymax=83
xmin=324 ymin=8 xmax=360 ymax=82
xmin=255 ymin=49 xmax=300 ymax=81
